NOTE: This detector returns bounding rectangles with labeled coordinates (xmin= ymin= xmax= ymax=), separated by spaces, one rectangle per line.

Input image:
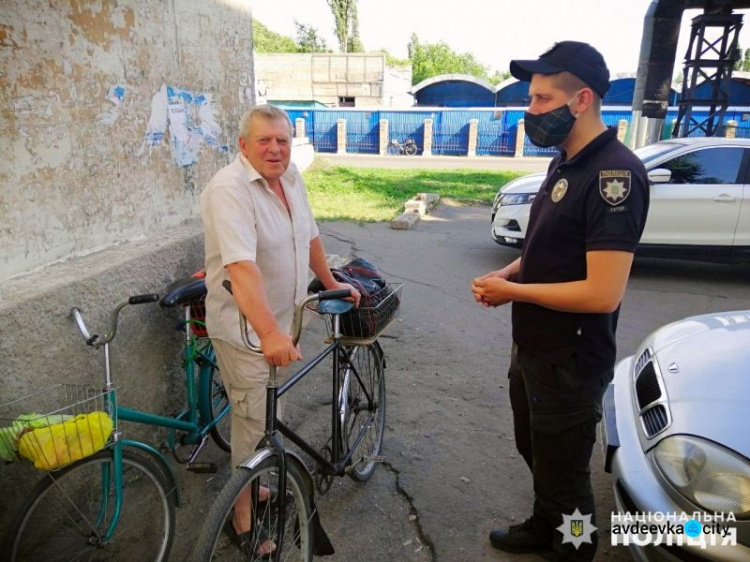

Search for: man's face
xmin=527 ymin=74 xmax=572 ymax=115
xmin=239 ymin=116 xmax=292 ymax=183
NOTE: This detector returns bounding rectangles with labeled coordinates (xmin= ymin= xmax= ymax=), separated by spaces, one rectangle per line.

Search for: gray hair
xmin=239 ymin=104 xmax=292 ymax=139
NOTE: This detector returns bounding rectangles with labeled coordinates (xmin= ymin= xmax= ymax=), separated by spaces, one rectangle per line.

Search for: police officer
xmin=472 ymin=41 xmax=649 ymax=561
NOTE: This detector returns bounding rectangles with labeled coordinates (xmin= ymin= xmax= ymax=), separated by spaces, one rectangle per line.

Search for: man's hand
xmin=472 ymin=276 xmax=515 ymax=308
xmin=328 ymin=281 xmax=362 ymax=307
xmin=259 ymin=329 xmax=302 ymax=367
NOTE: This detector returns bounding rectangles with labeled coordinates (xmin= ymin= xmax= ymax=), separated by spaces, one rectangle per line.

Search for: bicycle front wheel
xmin=340 ymin=342 xmax=386 ymax=481
xmin=191 ymin=454 xmax=313 ymax=562
xmin=404 ymin=143 xmax=417 ymax=155
xmin=4 ymin=448 xmax=175 ymax=562
xmin=201 ymin=343 xmax=231 ymax=452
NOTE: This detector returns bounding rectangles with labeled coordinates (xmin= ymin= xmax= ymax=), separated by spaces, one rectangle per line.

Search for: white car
xmin=603 ymin=310 xmax=750 ymax=561
xmin=491 ymin=138 xmax=750 ymax=263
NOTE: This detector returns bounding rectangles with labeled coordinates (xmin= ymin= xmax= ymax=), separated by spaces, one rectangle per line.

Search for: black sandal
xmin=223 ymin=518 xmax=276 ymax=559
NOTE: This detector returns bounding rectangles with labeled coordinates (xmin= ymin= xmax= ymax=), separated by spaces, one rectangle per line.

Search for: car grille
xmin=633 ymin=348 xmax=671 ymax=438
xmin=635 ymin=360 xmax=661 ymax=409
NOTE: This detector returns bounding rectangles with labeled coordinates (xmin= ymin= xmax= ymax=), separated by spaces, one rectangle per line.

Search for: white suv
xmin=491 ymin=138 xmax=750 ymax=263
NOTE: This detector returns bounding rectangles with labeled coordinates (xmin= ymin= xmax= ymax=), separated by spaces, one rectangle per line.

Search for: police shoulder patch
xmin=599 ymin=170 xmax=631 ymax=206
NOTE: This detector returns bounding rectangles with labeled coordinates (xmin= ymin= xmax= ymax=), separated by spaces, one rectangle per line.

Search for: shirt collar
xmin=237 ymin=153 xmax=297 ymax=188
xmin=559 ymin=127 xmax=618 ymax=167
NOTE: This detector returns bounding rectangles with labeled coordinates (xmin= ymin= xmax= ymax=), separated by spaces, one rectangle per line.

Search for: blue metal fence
xmin=345 ymin=111 xmax=379 ymax=154
xmin=284 ymin=107 xmax=750 ymax=157
xmin=433 ymin=111 xmax=471 ymax=155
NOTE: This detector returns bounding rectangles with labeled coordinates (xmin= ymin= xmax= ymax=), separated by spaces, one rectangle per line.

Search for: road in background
xmin=321 ymin=153 xmax=552 ymax=173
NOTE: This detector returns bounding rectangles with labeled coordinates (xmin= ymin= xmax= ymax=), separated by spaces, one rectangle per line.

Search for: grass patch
xmin=302 ymin=159 xmax=523 ymax=222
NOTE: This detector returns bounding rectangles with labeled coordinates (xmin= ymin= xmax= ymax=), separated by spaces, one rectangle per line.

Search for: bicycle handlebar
xmin=70 ymin=293 xmax=161 ymax=349
xmin=222 ymin=281 xmax=353 ymax=355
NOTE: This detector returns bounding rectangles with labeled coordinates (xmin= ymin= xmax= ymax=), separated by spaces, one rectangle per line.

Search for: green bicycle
xmin=0 ymin=272 xmax=230 ymax=561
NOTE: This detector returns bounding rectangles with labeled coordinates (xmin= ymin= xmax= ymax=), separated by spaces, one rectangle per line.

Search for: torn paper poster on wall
xmin=97 ymin=85 xmax=127 ymax=126
xmin=141 ymin=84 xmax=228 ymax=167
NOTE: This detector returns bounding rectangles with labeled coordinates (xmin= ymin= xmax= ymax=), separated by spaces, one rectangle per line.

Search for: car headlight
xmin=652 ymin=435 xmax=750 ymax=518
xmin=499 ymin=193 xmax=536 ymax=206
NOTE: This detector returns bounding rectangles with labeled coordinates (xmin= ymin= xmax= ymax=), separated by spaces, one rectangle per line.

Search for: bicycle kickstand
xmin=186 ymin=435 xmax=218 ymax=473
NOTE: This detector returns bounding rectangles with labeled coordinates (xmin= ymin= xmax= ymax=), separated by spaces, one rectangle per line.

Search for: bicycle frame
xmin=248 ymin=307 xmax=379 ymax=560
xmin=118 ymin=311 xmax=229 ymax=448
xmin=67 ymin=298 xmax=231 ymax=541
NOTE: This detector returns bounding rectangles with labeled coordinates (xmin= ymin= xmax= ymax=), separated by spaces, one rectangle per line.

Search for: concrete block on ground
xmin=391 ymin=211 xmax=420 ymax=230
xmin=418 ymin=192 xmax=440 ymax=209
xmin=404 ymin=199 xmax=428 ymax=216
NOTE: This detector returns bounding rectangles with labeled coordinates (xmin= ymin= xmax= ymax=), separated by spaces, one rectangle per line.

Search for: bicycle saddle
xmin=316 ymin=299 xmax=354 ymax=315
xmin=160 ymin=274 xmax=206 ymax=308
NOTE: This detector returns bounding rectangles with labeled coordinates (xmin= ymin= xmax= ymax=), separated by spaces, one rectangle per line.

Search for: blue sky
xmin=251 ymin=0 xmax=750 ymax=77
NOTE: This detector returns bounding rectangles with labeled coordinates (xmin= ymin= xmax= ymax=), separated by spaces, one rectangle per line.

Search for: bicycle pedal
xmin=187 ymin=462 xmax=217 ymax=473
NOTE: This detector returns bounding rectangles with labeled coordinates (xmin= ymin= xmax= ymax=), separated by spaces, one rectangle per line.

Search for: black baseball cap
xmin=510 ymin=41 xmax=610 ymax=99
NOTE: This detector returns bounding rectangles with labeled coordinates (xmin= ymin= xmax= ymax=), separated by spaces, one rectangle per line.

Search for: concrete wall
xmin=0 ymin=0 xmax=255 ymax=497
xmin=1 ymin=0 xmax=255 ymax=283
xmin=256 ymin=53 xmax=412 ymax=108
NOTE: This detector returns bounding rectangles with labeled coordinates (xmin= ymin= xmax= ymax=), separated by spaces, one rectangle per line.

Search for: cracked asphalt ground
xmin=172 ymin=201 xmax=750 ymax=562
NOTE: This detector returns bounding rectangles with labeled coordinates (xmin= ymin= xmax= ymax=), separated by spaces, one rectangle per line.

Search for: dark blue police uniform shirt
xmin=512 ymin=127 xmax=649 ymax=380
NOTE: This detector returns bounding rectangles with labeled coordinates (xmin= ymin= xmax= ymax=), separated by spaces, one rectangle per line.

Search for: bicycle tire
xmin=387 ymin=144 xmax=401 ymax=155
xmin=404 ymin=143 xmax=417 ymax=156
xmin=3 ymin=448 xmax=176 ymax=562
xmin=202 ymin=343 xmax=231 ymax=452
xmin=190 ymin=454 xmax=313 ymax=562
xmin=340 ymin=343 xmax=386 ymax=481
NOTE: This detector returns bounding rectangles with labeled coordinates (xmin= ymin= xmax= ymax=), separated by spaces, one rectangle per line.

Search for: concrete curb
xmin=390 ymin=193 xmax=440 ymax=230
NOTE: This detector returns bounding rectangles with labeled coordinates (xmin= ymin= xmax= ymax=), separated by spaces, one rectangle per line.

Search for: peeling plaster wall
xmin=0 ymin=0 xmax=255 ymax=282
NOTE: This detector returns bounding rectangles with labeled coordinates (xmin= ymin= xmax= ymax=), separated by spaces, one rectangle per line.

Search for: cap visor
xmin=510 ymin=59 xmax=565 ymax=82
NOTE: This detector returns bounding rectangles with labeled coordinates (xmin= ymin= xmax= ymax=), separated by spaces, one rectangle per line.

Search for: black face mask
xmin=524 ymin=101 xmax=577 ymax=148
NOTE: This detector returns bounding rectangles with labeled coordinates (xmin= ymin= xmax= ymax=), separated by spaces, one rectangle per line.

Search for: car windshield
xmin=633 ymin=142 xmax=680 ymax=164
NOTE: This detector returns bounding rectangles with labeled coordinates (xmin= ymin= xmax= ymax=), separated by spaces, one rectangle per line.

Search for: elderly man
xmin=473 ymin=42 xmax=649 ymax=561
xmin=201 ymin=104 xmax=359 ymax=556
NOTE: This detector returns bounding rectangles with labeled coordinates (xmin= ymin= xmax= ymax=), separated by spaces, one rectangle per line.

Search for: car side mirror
xmin=648 ymin=168 xmax=672 ymax=184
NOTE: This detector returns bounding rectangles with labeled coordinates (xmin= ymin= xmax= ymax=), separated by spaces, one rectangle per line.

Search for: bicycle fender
xmin=121 ymin=440 xmax=182 ymax=507
xmin=237 ymin=448 xmax=335 ymax=555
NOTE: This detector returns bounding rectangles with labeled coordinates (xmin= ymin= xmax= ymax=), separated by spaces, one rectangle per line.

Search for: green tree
xmin=295 ymin=20 xmax=329 ymax=53
xmin=489 ymin=69 xmax=511 ymax=84
xmin=252 ymin=19 xmax=298 ymax=53
xmin=408 ymin=33 xmax=492 ymax=84
xmin=327 ymin=0 xmax=362 ymax=53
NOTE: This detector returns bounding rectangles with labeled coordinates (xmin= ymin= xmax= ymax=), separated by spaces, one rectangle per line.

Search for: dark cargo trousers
xmin=508 ymin=344 xmax=611 ymax=562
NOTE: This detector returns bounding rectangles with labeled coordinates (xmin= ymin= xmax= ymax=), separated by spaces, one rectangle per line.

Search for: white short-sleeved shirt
xmin=200 ymin=154 xmax=319 ymax=350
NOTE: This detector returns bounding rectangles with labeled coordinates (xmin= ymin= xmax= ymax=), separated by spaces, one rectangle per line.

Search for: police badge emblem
xmin=551 ymin=179 xmax=568 ymax=203
xmin=599 ymin=170 xmax=631 ymax=206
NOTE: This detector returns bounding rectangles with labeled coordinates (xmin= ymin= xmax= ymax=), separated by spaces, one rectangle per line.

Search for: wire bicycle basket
xmin=0 ymin=384 xmax=116 ymax=471
xmin=310 ymin=284 xmax=403 ymax=344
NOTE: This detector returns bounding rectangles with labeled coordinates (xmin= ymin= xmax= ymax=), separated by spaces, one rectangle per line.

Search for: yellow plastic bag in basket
xmin=18 ymin=412 xmax=113 ymax=470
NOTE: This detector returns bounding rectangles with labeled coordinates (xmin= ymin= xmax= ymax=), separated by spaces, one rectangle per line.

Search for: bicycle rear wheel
xmin=191 ymin=454 xmax=313 ymax=562
xmin=4 ymin=448 xmax=175 ymax=562
xmin=201 ymin=343 xmax=231 ymax=452
xmin=404 ymin=143 xmax=417 ymax=155
xmin=340 ymin=342 xmax=386 ymax=481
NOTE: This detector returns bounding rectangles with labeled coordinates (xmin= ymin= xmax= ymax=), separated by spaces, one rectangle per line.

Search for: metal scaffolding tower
xmin=672 ymin=13 xmax=743 ymax=137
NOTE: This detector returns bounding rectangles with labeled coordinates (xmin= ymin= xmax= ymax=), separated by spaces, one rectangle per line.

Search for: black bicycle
xmin=387 ymin=137 xmax=418 ymax=155
xmin=190 ymin=283 xmax=402 ymax=561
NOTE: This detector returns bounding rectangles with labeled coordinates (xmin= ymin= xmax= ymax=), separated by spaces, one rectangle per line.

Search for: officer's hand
xmin=472 ymin=277 xmax=513 ymax=308
xmin=260 ymin=329 xmax=302 ymax=367
xmin=328 ymin=281 xmax=362 ymax=308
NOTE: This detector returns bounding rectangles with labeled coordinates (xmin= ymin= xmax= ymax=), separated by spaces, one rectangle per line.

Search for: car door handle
xmin=713 ymin=195 xmax=737 ymax=203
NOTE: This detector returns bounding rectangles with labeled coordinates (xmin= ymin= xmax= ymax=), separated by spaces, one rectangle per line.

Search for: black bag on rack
xmin=308 ymin=258 xmax=399 ymax=338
